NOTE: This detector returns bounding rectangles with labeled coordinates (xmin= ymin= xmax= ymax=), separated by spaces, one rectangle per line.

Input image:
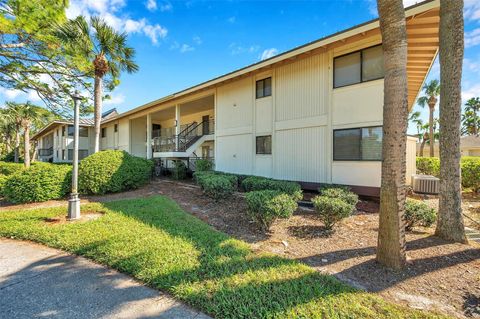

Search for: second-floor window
xmin=67 ymin=125 xmax=88 ymax=137
xmin=256 ymin=77 xmax=272 ymax=99
xmin=334 ymin=45 xmax=384 ymax=88
xmin=101 ymin=128 xmax=106 ymax=138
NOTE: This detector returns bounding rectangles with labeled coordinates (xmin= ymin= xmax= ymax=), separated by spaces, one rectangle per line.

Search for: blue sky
xmin=1 ymin=0 xmax=479 ymax=134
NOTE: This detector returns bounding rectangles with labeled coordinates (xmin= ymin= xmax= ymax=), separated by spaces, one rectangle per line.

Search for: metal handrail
xmin=152 ymin=119 xmax=214 ymax=152
xmin=38 ymin=147 xmax=53 ymax=156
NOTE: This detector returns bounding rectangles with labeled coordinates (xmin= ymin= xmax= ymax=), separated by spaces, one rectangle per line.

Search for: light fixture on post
xmin=67 ymin=91 xmax=82 ymax=220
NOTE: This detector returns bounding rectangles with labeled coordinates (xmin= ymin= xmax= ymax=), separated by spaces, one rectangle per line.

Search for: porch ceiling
xmin=150 ymin=95 xmax=214 ymax=121
xmin=406 ymin=6 xmax=439 ymax=110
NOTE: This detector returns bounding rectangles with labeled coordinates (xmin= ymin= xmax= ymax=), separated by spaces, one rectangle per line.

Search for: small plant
xmin=171 ymin=160 xmax=187 ymax=180
xmin=0 ymin=174 xmax=8 ymax=195
xmin=241 ymin=176 xmax=302 ymax=201
xmin=199 ymin=174 xmax=235 ymax=200
xmin=311 ymin=196 xmax=353 ymax=231
xmin=246 ymin=190 xmax=297 ymax=231
xmin=320 ymin=187 xmax=358 ymax=207
xmin=3 ymin=164 xmax=72 ymax=203
xmin=404 ymin=198 xmax=436 ymax=230
xmin=195 ymin=159 xmax=213 ymax=172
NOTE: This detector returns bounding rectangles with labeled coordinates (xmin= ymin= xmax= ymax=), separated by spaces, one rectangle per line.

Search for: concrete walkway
xmin=0 ymin=239 xmax=211 ymax=319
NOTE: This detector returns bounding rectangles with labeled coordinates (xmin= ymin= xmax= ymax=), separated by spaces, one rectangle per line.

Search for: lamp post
xmin=67 ymin=91 xmax=82 ymax=220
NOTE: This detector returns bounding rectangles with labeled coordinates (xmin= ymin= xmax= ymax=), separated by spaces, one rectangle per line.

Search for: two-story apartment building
xmin=32 ymin=0 xmax=439 ymax=195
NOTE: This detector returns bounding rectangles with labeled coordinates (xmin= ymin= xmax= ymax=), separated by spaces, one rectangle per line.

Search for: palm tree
xmin=462 ymin=97 xmax=480 ymax=135
xmin=55 ymin=16 xmax=139 ymax=153
xmin=4 ymin=102 xmax=24 ymax=163
xmin=417 ymin=79 xmax=440 ymax=157
xmin=436 ymin=0 xmax=467 ymax=243
xmin=376 ymin=0 xmax=408 ymax=269
xmin=418 ymin=123 xmax=430 ymax=157
xmin=0 ymin=109 xmax=16 ymax=157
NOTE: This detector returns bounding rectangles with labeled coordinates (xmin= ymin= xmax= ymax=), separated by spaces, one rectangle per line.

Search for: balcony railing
xmin=153 ymin=119 xmax=214 ymax=153
xmin=38 ymin=147 xmax=53 ymax=157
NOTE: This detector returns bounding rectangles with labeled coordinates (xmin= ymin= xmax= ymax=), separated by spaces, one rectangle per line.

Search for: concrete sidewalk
xmin=0 ymin=239 xmax=211 ymax=319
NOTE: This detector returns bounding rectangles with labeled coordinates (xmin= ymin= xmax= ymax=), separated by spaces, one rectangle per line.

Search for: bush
xmin=312 ymin=196 xmax=353 ymax=231
xmin=461 ymin=157 xmax=480 ymax=192
xmin=171 ymin=160 xmax=187 ymax=180
xmin=195 ymin=159 xmax=213 ymax=172
xmin=198 ymin=174 xmax=235 ymax=200
xmin=0 ymin=174 xmax=8 ymax=195
xmin=79 ymin=150 xmax=153 ymax=195
xmin=245 ymin=190 xmax=297 ymax=230
xmin=320 ymin=187 xmax=358 ymax=207
xmin=3 ymin=164 xmax=72 ymax=203
xmin=241 ymin=176 xmax=302 ymax=201
xmin=404 ymin=198 xmax=436 ymax=230
xmin=0 ymin=161 xmax=25 ymax=176
xmin=416 ymin=157 xmax=440 ymax=176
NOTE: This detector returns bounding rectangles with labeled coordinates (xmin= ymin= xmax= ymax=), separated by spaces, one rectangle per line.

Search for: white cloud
xmin=180 ymin=44 xmax=194 ymax=53
xmin=146 ymin=0 xmax=157 ymax=11
xmin=0 ymin=88 xmax=23 ymax=100
xmin=229 ymin=43 xmax=259 ymax=55
xmin=260 ymin=48 xmax=278 ymax=60
xmin=462 ymin=84 xmax=480 ymax=103
xmin=66 ymin=0 xmax=168 ymax=45
xmin=227 ymin=16 xmax=236 ymax=24
xmin=159 ymin=1 xmax=173 ymax=12
xmin=104 ymin=93 xmax=125 ymax=105
xmin=402 ymin=0 xmax=419 ymax=8
xmin=464 ymin=57 xmax=480 ymax=73
xmin=27 ymin=90 xmax=42 ymax=102
xmin=193 ymin=36 xmax=202 ymax=45
xmin=465 ymin=0 xmax=480 ymax=21
xmin=465 ymin=28 xmax=480 ymax=48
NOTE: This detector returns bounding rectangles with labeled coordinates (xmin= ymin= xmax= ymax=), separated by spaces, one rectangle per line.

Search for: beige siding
xmin=216 ymin=77 xmax=253 ymax=132
xmin=274 ymin=126 xmax=328 ymax=183
xmin=406 ymin=136 xmax=417 ymax=184
xmin=216 ymin=134 xmax=253 ymax=174
xmin=275 ymin=53 xmax=329 ymax=121
xmin=332 ymin=162 xmax=382 ymax=187
xmin=118 ymin=119 xmax=130 ymax=151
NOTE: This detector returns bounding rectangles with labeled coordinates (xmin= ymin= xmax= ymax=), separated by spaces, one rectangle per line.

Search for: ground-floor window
xmin=68 ymin=149 xmax=89 ymax=161
xmin=333 ymin=126 xmax=382 ymax=161
xmin=256 ymin=135 xmax=272 ymax=155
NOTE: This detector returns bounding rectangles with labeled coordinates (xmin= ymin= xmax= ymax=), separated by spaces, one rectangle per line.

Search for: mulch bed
xmin=149 ymin=178 xmax=480 ymax=318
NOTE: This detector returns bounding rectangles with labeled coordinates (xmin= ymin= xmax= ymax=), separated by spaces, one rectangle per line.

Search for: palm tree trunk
xmin=93 ymin=75 xmax=103 ymax=153
xmin=436 ymin=0 xmax=467 ymax=243
xmin=428 ymin=105 xmax=435 ymax=157
xmin=5 ymin=135 xmax=11 ymax=153
xmin=376 ymin=0 xmax=408 ymax=269
xmin=14 ymin=125 xmax=20 ymax=162
xmin=23 ymin=123 xmax=31 ymax=168
xmin=420 ymin=137 xmax=426 ymax=157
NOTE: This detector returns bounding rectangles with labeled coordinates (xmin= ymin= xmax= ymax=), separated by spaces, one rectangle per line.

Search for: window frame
xmin=114 ymin=124 xmax=118 ymax=133
xmin=67 ymin=125 xmax=89 ymax=137
xmin=101 ymin=127 xmax=107 ymax=138
xmin=255 ymin=135 xmax=272 ymax=155
xmin=255 ymin=77 xmax=272 ymax=99
xmin=333 ymin=44 xmax=384 ymax=89
xmin=333 ymin=125 xmax=383 ymax=162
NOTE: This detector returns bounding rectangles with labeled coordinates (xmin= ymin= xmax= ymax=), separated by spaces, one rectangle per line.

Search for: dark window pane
xmin=101 ymin=128 xmax=106 ymax=138
xmin=67 ymin=125 xmax=74 ymax=137
xmin=333 ymin=129 xmax=361 ymax=160
xmin=334 ymin=52 xmax=361 ymax=88
xmin=256 ymin=135 xmax=272 ymax=154
xmin=362 ymin=46 xmax=384 ymax=81
xmin=361 ymin=127 xmax=383 ymax=160
xmin=79 ymin=127 xmax=88 ymax=137
xmin=256 ymin=80 xmax=264 ymax=98
xmin=114 ymin=124 xmax=118 ymax=132
xmin=263 ymin=77 xmax=272 ymax=97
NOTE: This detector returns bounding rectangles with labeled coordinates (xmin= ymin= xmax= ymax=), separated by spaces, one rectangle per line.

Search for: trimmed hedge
xmin=195 ymin=159 xmax=213 ymax=172
xmin=3 ymin=164 xmax=72 ymax=203
xmin=416 ymin=156 xmax=480 ymax=192
xmin=246 ymin=190 xmax=297 ymax=230
xmin=404 ymin=199 xmax=436 ymax=230
xmin=79 ymin=150 xmax=153 ymax=195
xmin=320 ymin=187 xmax=358 ymax=207
xmin=196 ymin=173 xmax=236 ymax=200
xmin=0 ymin=161 xmax=25 ymax=176
xmin=241 ymin=176 xmax=303 ymax=201
xmin=0 ymin=174 xmax=7 ymax=195
xmin=312 ymin=196 xmax=354 ymax=231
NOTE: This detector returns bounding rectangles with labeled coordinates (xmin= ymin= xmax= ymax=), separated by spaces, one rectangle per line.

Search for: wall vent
xmin=411 ymin=175 xmax=440 ymax=195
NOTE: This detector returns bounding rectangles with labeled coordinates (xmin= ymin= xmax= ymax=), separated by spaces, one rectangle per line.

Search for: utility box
xmin=411 ymin=174 xmax=440 ymax=195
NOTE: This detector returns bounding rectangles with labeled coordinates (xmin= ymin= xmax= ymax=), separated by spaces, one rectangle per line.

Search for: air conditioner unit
xmin=411 ymin=174 xmax=440 ymax=195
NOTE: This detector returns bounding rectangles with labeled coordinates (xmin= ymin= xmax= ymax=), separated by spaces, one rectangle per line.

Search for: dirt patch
xmin=43 ymin=210 xmax=105 ymax=225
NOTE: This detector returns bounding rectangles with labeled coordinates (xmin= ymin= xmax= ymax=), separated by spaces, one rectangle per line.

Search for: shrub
xmin=320 ymin=187 xmax=358 ymax=207
xmin=198 ymin=174 xmax=235 ymax=200
xmin=461 ymin=157 xmax=480 ymax=192
xmin=416 ymin=157 xmax=440 ymax=176
xmin=241 ymin=176 xmax=302 ymax=201
xmin=0 ymin=161 xmax=25 ymax=176
xmin=3 ymin=164 xmax=72 ymax=203
xmin=0 ymin=174 xmax=8 ymax=195
xmin=79 ymin=150 xmax=152 ymax=195
xmin=404 ymin=198 xmax=436 ymax=230
xmin=195 ymin=159 xmax=213 ymax=172
xmin=245 ymin=190 xmax=297 ymax=230
xmin=311 ymin=196 xmax=353 ymax=230
xmin=171 ymin=160 xmax=187 ymax=180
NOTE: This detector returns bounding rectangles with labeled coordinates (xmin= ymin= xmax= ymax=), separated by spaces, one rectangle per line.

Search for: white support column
xmin=175 ymin=104 xmax=180 ymax=150
xmin=146 ymin=113 xmax=152 ymax=159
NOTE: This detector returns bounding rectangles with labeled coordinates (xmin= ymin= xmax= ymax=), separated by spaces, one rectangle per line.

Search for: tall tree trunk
xmin=23 ymin=122 xmax=31 ymax=168
xmin=14 ymin=125 xmax=20 ymax=162
xmin=93 ymin=75 xmax=103 ymax=153
xmin=5 ymin=135 xmax=11 ymax=153
xmin=429 ymin=105 xmax=435 ymax=157
xmin=436 ymin=0 xmax=467 ymax=243
xmin=420 ymin=136 xmax=427 ymax=157
xmin=376 ymin=0 xmax=408 ymax=269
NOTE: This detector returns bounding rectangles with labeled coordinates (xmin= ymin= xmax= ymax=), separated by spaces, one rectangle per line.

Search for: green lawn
xmin=0 ymin=196 xmax=447 ymax=318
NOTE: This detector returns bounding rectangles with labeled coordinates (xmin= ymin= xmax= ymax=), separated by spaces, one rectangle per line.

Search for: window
xmin=334 ymin=45 xmax=384 ymax=88
xmin=256 ymin=135 xmax=272 ymax=155
xmin=114 ymin=124 xmax=118 ymax=132
xmin=101 ymin=127 xmax=106 ymax=138
xmin=68 ymin=149 xmax=89 ymax=161
xmin=256 ymin=77 xmax=272 ymax=99
xmin=333 ymin=126 xmax=383 ymax=161
xmin=67 ymin=125 xmax=88 ymax=137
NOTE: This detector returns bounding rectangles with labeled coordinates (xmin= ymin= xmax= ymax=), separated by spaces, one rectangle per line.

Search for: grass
xmin=0 ymin=196 xmax=448 ymax=318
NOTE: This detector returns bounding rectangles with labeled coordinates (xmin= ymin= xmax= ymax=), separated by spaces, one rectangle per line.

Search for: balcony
xmin=153 ymin=119 xmax=214 ymax=153
xmin=38 ymin=147 xmax=53 ymax=157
